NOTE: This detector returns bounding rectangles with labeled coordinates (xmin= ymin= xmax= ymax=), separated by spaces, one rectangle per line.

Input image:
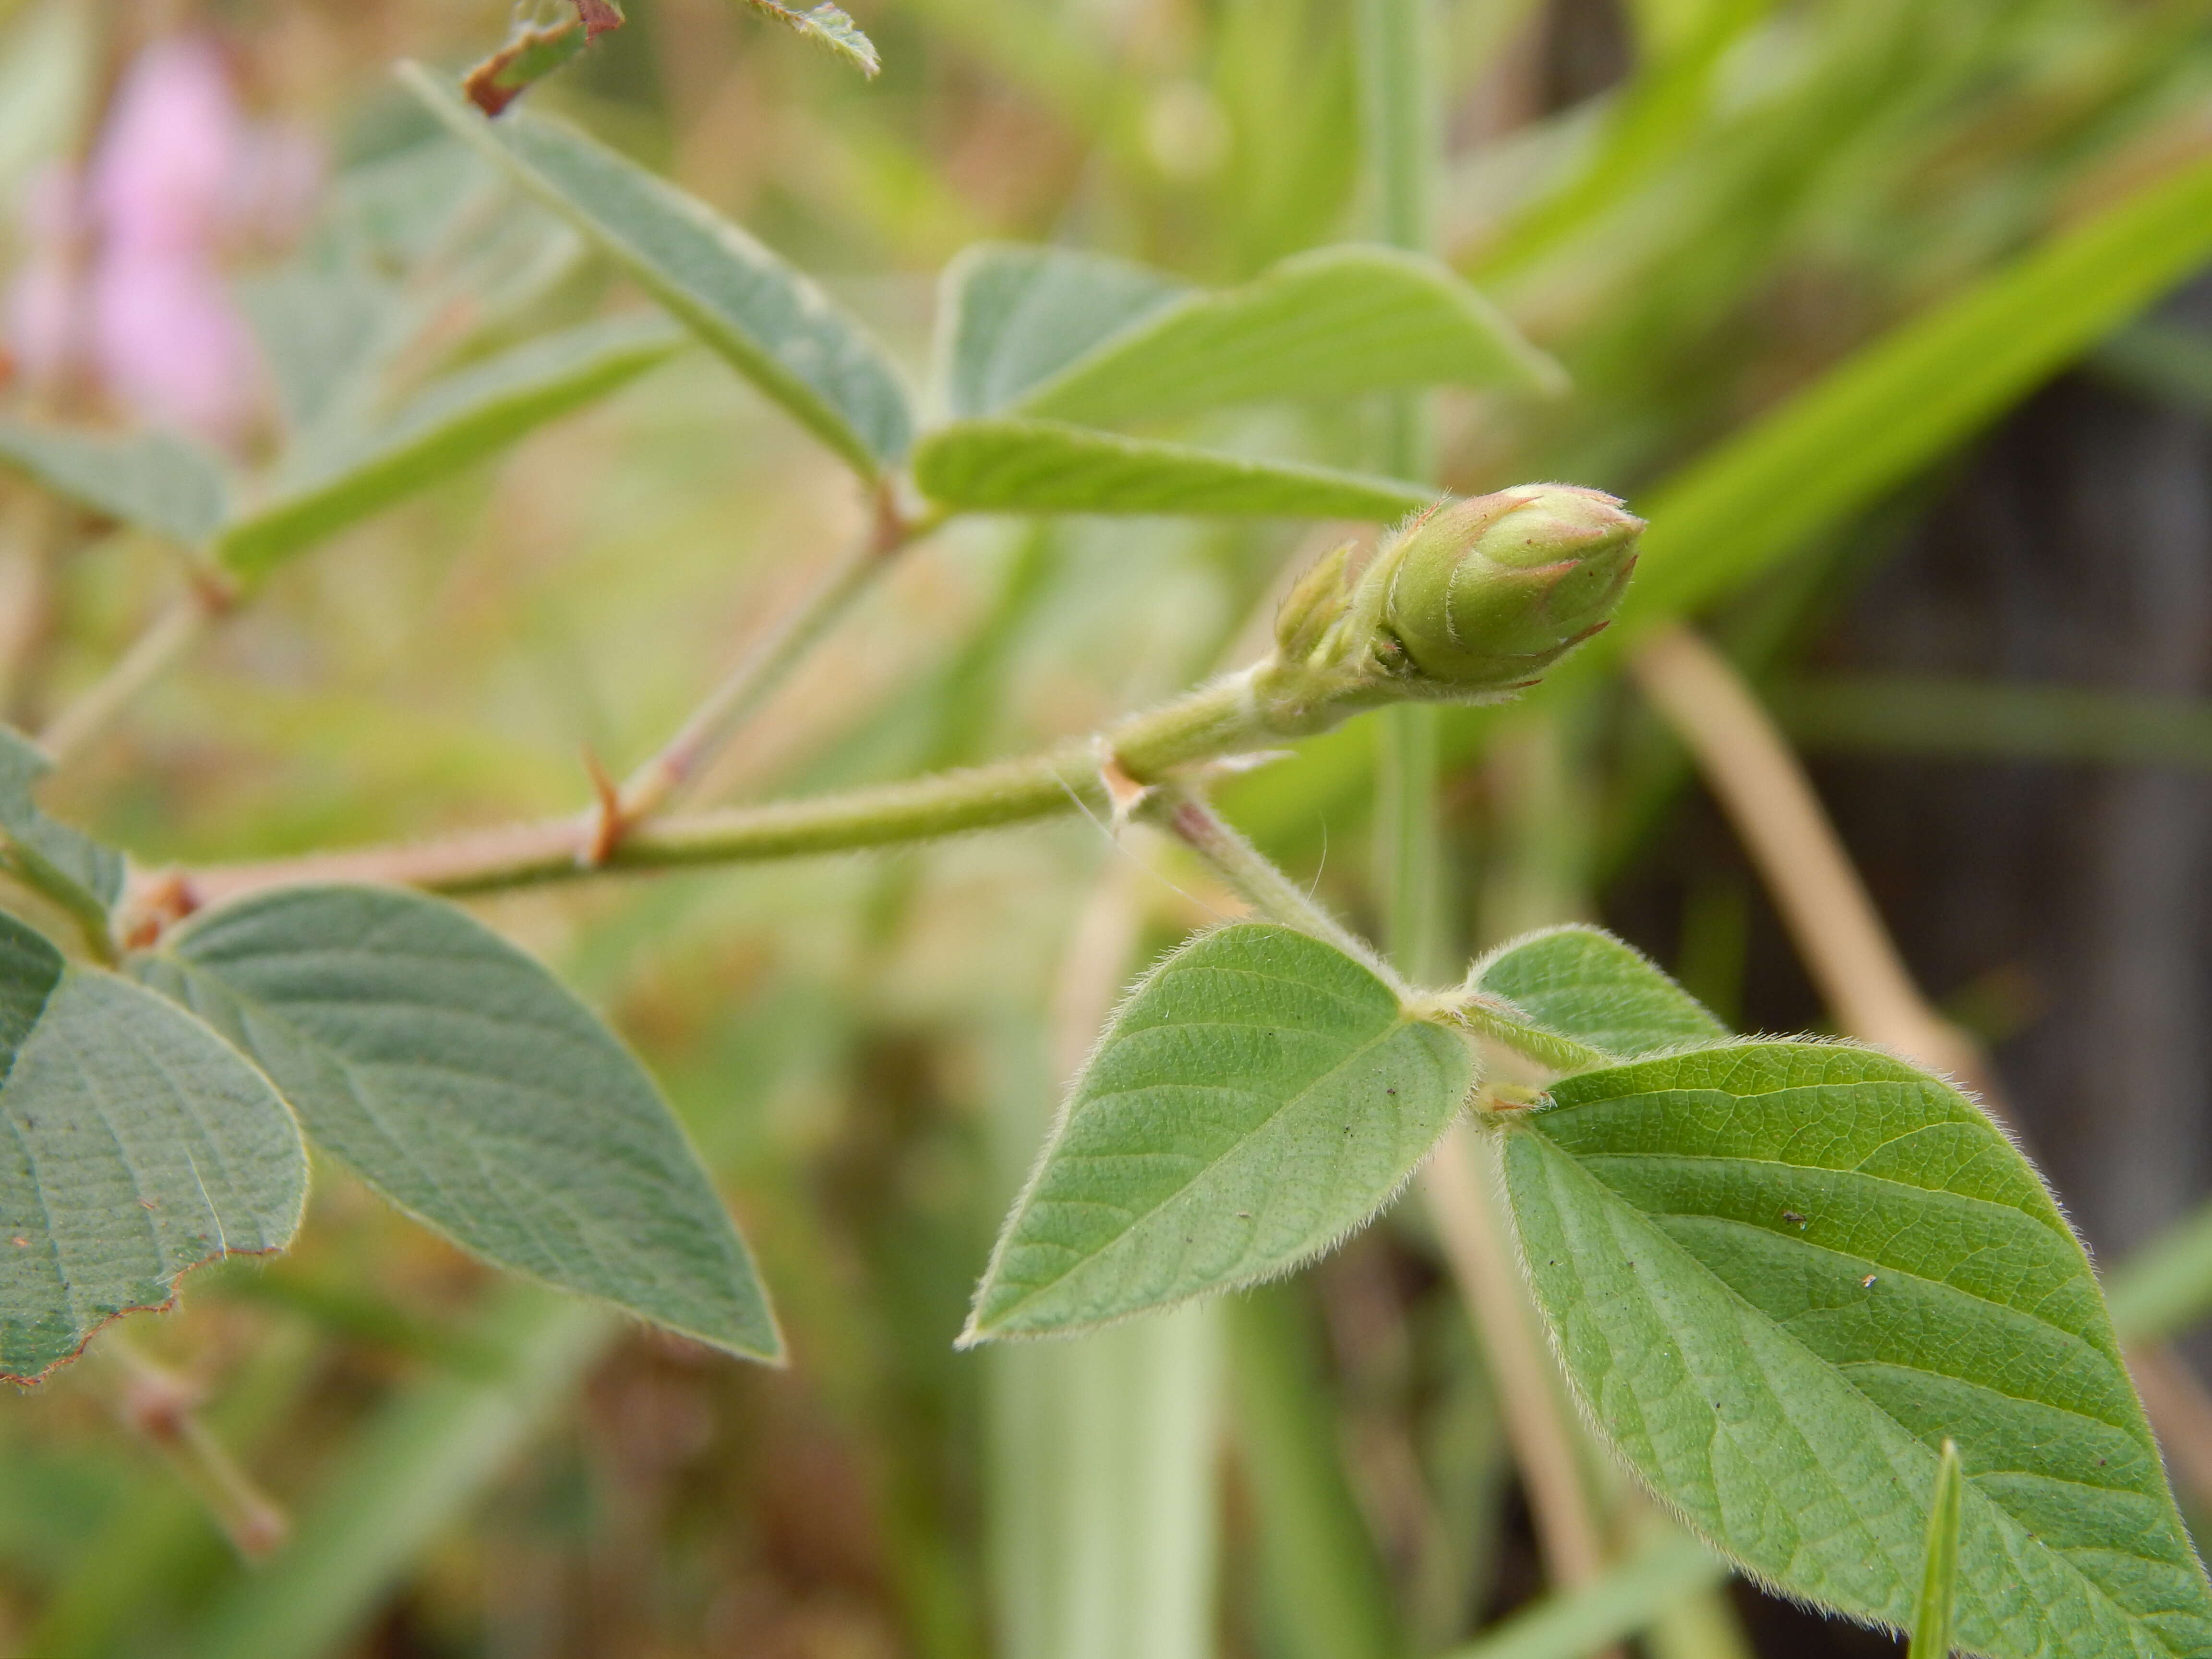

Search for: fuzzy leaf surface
xmin=915 ymin=419 xmax=1436 ymax=521
xmin=405 ymin=65 xmax=911 ymax=472
xmin=1501 ymin=1040 xmax=2212 ymax=1659
xmin=968 ymin=924 xmax=1470 ymax=1339
xmin=136 ymin=885 xmax=779 ymax=1360
xmin=1475 ymin=925 xmax=1726 ymax=1060
xmin=1016 ymin=244 xmax=1563 ymax=427
xmin=217 ymin=314 xmax=683 ymax=579
xmin=0 ymin=914 xmax=307 ymax=1380
xmin=0 ymin=422 xmax=229 ymax=547
xmin=935 ymin=242 xmax=1190 ymax=419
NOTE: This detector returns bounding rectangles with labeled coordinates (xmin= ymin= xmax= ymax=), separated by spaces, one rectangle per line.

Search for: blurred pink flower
xmin=3 ymin=166 xmax=87 ymax=391
xmin=3 ymin=32 xmax=323 ymax=447
xmin=90 ymin=36 xmax=242 ymax=257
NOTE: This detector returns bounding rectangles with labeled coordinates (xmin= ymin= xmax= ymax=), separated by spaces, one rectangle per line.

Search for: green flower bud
xmin=1375 ymin=484 xmax=1641 ymax=692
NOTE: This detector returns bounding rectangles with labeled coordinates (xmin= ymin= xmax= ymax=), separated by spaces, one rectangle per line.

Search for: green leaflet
xmin=216 ymin=314 xmax=684 ymax=580
xmin=1501 ymin=1041 xmax=2212 ymax=1659
xmin=1016 ymin=244 xmax=1563 ymax=427
xmin=1473 ymin=924 xmax=1726 ymax=1059
xmin=135 ymin=885 xmax=779 ymax=1361
xmin=403 ymin=64 xmax=913 ymax=474
xmin=934 ymin=242 xmax=1190 ymax=420
xmin=0 ymin=422 xmax=230 ymax=548
xmin=933 ymin=242 xmax=1558 ymax=429
xmin=0 ymin=913 xmax=308 ymax=1381
xmin=914 ymin=418 xmax=1437 ymax=520
xmin=965 ymin=924 xmax=1471 ymax=1340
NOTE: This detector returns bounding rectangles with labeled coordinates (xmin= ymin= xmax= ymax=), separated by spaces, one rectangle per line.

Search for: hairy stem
xmin=105 ymin=1333 xmax=289 ymax=1560
xmin=177 ymin=669 xmax=1270 ymax=904
xmin=1149 ymin=785 xmax=1397 ymax=987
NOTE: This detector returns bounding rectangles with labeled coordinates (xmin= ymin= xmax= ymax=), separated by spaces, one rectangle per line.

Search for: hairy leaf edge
xmin=959 ymin=920 xmax=1476 ymax=1346
xmin=1489 ymin=1041 xmax=2209 ymax=1652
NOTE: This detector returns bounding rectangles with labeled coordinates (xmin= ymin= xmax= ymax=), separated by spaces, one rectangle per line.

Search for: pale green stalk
xmin=612 ymin=501 xmax=941 ymax=825
xmin=987 ymin=865 xmax=1222 ymax=1659
xmin=186 ymin=669 xmax=1267 ymax=903
xmin=1358 ymin=0 xmax=1448 ymax=984
xmin=38 ymin=587 xmax=222 ymax=768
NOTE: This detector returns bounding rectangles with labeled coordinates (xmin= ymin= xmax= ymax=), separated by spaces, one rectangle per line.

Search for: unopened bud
xmin=1239 ymin=483 xmax=1640 ymax=742
xmin=1378 ymin=484 xmax=1641 ymax=692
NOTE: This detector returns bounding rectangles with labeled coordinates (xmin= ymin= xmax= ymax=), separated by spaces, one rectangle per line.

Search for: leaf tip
xmin=953 ymin=1308 xmax=995 ymax=1349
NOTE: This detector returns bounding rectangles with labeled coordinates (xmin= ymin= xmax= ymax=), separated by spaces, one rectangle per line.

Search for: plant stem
xmin=178 ymin=669 xmax=1269 ymax=904
xmin=104 ymin=1333 xmax=289 ymax=1561
xmin=1359 ymin=0 xmax=1445 ymax=986
xmin=1150 ymin=785 xmax=1397 ymax=987
xmin=1360 ymin=2 xmax=1616 ymax=1623
xmin=609 ymin=493 xmax=934 ymax=827
xmin=1628 ymin=625 xmax=1986 ymax=1085
xmin=1422 ymin=1122 xmax=1612 ymax=1595
xmin=39 ymin=585 xmax=226 ymax=767
xmin=0 ymin=486 xmax=60 ymax=725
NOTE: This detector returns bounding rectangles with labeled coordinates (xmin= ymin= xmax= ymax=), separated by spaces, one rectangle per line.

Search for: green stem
xmin=613 ymin=497 xmax=940 ymax=824
xmin=39 ymin=586 xmax=225 ymax=769
xmin=1148 ymin=785 xmax=1397 ymax=988
xmin=1358 ymin=0 xmax=1445 ymax=982
xmin=185 ymin=669 xmax=1273 ymax=904
xmin=1376 ymin=705 xmax=1444 ymax=978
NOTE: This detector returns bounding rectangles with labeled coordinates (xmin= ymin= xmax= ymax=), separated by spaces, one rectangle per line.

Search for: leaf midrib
xmin=171 ymin=958 xmax=745 ymax=1327
xmin=991 ymin=1017 xmax=1436 ymax=1318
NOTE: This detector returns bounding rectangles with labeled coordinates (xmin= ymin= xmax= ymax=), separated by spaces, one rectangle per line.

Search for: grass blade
xmin=1911 ymin=1440 xmax=1965 ymax=1659
xmin=180 ymin=1288 xmax=614 ymax=1659
xmin=1437 ymin=1530 xmax=1726 ymax=1659
xmin=1609 ymin=151 xmax=2212 ymax=647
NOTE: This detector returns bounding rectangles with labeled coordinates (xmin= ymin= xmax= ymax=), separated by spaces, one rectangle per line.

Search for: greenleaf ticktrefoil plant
xmin=0 ymin=31 xmax=2201 ymax=1659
